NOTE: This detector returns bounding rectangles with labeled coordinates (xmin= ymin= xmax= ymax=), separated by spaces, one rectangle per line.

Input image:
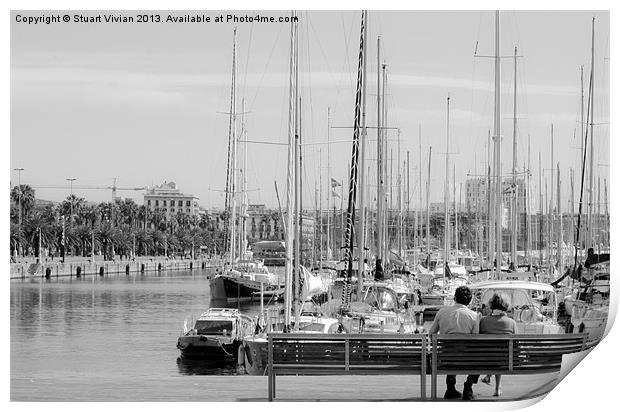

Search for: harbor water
xmin=10 ymin=268 xmax=272 ymax=401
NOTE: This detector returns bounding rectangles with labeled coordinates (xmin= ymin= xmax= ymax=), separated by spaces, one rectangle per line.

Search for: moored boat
xmin=176 ymin=308 xmax=255 ymax=360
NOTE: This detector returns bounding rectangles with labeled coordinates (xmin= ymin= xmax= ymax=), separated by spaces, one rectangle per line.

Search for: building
xmin=143 ymin=181 xmax=200 ymax=218
xmin=465 ymin=177 xmax=526 ymax=216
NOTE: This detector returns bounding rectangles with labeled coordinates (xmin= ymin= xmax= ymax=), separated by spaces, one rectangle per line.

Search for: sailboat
xmin=554 ymin=17 xmax=609 ymax=345
xmin=209 ymin=29 xmax=282 ymax=302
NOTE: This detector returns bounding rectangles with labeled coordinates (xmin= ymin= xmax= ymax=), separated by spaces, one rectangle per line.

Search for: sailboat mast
xmin=426 ymin=147 xmax=432 ymax=264
xmin=444 ymin=96 xmax=450 ymax=281
xmin=526 ymin=134 xmax=531 ymax=263
xmin=342 ymin=10 xmax=366 ymax=306
xmin=511 ymin=46 xmax=518 ymax=269
xmin=376 ymin=35 xmax=383 ymax=263
xmin=453 ymin=165 xmax=457 ymax=257
xmin=493 ymin=10 xmax=502 ymax=277
xmin=240 ymin=98 xmax=248 ymax=259
xmin=418 ymin=124 xmax=423 ymax=259
xmin=357 ymin=9 xmax=368 ymax=297
xmin=587 ymin=17 xmax=595 ymax=254
xmin=229 ymin=28 xmax=238 ymax=267
xmin=487 ymin=129 xmax=493 ymax=267
xmin=538 ymin=152 xmax=543 ymax=266
xmin=284 ymin=13 xmax=297 ymax=329
xmin=319 ymin=149 xmax=323 ymax=269
xmin=557 ymin=163 xmax=562 ymax=268
xmin=326 ymin=108 xmax=331 ymax=260
xmin=550 ymin=124 xmax=554 ymax=269
xmin=294 ymin=27 xmax=301 ymax=329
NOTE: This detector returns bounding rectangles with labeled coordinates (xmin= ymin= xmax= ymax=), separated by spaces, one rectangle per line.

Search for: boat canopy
xmin=469 ymin=280 xmax=555 ymax=293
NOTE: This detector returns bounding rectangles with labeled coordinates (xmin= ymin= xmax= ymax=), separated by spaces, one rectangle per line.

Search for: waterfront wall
xmin=10 ymin=257 xmax=224 ymax=280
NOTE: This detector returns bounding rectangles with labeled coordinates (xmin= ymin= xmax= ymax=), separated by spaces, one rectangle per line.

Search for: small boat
xmin=567 ymin=269 xmax=609 ymax=344
xmin=176 ymin=308 xmax=255 ymax=360
xmin=468 ymin=280 xmax=563 ymax=334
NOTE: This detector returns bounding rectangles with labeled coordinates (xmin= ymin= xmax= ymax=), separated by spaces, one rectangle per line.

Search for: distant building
xmin=465 ymin=177 xmax=526 ymax=215
xmin=143 ymin=181 xmax=199 ymax=218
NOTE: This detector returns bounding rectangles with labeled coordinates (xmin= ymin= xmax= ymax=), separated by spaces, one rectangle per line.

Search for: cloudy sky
xmin=10 ymin=10 xmax=610 ymax=212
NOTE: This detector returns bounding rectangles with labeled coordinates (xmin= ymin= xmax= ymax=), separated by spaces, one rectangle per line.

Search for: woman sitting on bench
xmin=479 ymin=292 xmax=518 ymax=397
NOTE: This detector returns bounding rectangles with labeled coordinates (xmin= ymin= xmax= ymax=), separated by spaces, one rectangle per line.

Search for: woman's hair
xmin=489 ymin=292 xmax=511 ymax=312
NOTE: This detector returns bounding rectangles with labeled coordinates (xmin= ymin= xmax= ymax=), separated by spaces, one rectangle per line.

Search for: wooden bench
xmin=430 ymin=334 xmax=588 ymax=400
xmin=267 ymin=333 xmax=428 ymax=401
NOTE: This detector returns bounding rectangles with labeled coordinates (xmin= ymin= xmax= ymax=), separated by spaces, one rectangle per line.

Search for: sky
xmin=10 ymin=10 xmax=610 ymax=213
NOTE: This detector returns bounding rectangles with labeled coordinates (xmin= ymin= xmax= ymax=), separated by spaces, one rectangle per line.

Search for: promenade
xmin=11 ymin=372 xmax=560 ymax=402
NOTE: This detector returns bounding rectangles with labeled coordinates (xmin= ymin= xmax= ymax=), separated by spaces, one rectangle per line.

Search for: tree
xmin=10 ymin=184 xmax=36 ymax=221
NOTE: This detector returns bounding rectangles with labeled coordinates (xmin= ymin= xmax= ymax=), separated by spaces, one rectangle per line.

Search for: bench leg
xmin=431 ymin=371 xmax=437 ymax=400
xmin=420 ymin=372 xmax=426 ymax=400
xmin=268 ymin=373 xmax=273 ymax=401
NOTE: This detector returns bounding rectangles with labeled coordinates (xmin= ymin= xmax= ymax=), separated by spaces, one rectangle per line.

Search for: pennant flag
xmin=332 ymin=190 xmax=340 ymax=198
xmin=444 ymin=261 xmax=453 ymax=278
xmin=331 ymin=178 xmax=342 ymax=188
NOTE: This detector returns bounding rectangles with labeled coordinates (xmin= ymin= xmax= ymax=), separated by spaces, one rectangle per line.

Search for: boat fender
xmin=237 ymin=345 xmax=246 ymax=367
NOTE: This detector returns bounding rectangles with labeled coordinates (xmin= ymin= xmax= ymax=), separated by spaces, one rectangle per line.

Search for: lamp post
xmin=13 ymin=168 xmax=24 ymax=256
xmin=66 ymin=178 xmax=77 ymax=228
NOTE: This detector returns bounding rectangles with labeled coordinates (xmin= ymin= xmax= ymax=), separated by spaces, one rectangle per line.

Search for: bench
xmin=267 ymin=333 xmax=428 ymax=401
xmin=430 ymin=334 xmax=588 ymax=400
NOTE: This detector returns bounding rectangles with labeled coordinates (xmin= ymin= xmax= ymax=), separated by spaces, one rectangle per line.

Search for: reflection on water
xmin=10 ymin=269 xmax=270 ymax=401
xmin=176 ymin=356 xmax=242 ymax=376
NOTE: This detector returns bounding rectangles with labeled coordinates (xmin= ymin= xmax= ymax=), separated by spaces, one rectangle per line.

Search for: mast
xmin=376 ymin=35 xmax=383 ymax=263
xmin=557 ymin=163 xmax=562 ymax=269
xmin=550 ymin=124 xmax=554 ymax=270
xmin=326 ymin=108 xmax=331 ymax=260
xmin=294 ymin=25 xmax=301 ymax=329
xmin=526 ymin=134 xmax=531 ymax=263
xmin=381 ymin=63 xmax=388 ymax=263
xmin=453 ymin=165 xmax=458 ymax=257
xmin=342 ymin=10 xmax=366 ymax=307
xmin=587 ymin=17 xmax=595 ymax=255
xmin=493 ymin=10 xmax=502 ymax=276
xmin=538 ymin=152 xmax=543 ymax=266
xmin=319 ymin=149 xmax=323 ymax=270
xmin=228 ymin=28 xmax=238 ymax=267
xmin=444 ymin=96 xmax=450 ymax=279
xmin=511 ymin=46 xmax=518 ymax=269
xmin=284 ymin=12 xmax=297 ymax=330
xmin=418 ymin=124 xmax=423 ymax=260
xmin=487 ymin=129 xmax=493 ymax=267
xmin=570 ymin=168 xmax=575 ymax=253
xmin=240 ymin=98 xmax=248 ymax=259
xmin=357 ymin=10 xmax=368 ymax=297
xmin=426 ymin=146 xmax=432 ymax=265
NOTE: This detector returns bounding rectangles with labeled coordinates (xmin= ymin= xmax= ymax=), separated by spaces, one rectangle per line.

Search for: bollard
xmin=189 ymin=262 xmax=193 ymax=270
xmin=45 ymin=267 xmax=52 ymax=279
xmin=140 ymin=263 xmax=145 ymax=273
xmin=157 ymin=263 xmax=162 ymax=272
xmin=99 ymin=266 xmax=104 ymax=276
xmin=125 ymin=264 xmax=130 ymax=275
xmin=76 ymin=266 xmax=82 ymax=278
xmin=201 ymin=262 xmax=205 ymax=269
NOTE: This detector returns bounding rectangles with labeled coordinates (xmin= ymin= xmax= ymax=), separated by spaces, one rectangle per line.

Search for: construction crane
xmin=31 ymin=178 xmax=147 ymax=202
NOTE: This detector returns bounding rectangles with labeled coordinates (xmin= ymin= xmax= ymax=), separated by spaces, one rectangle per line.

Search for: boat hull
xmin=241 ymin=336 xmax=269 ymax=376
xmin=209 ymin=276 xmax=280 ymax=302
xmin=177 ymin=335 xmax=239 ymax=360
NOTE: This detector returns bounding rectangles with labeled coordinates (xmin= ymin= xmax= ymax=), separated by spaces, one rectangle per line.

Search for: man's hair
xmin=489 ymin=292 xmax=511 ymax=311
xmin=454 ymin=286 xmax=472 ymax=305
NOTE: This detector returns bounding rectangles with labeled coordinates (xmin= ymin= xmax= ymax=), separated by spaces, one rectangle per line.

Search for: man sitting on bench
xmin=429 ymin=285 xmax=480 ymax=400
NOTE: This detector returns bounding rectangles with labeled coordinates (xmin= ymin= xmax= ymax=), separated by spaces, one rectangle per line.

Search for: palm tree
xmin=10 ymin=184 xmax=36 ymax=220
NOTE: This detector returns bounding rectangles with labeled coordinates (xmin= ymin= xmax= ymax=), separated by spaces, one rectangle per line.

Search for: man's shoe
xmin=462 ymin=388 xmax=476 ymax=401
xmin=444 ymin=389 xmax=462 ymax=399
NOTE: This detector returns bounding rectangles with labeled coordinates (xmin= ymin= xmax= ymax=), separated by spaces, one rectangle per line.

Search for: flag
xmin=331 ymin=178 xmax=342 ymax=188
xmin=444 ymin=261 xmax=453 ymax=278
xmin=332 ymin=190 xmax=340 ymax=198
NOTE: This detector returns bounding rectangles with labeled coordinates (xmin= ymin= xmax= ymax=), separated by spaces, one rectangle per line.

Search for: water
xmin=10 ymin=269 xmax=271 ymax=401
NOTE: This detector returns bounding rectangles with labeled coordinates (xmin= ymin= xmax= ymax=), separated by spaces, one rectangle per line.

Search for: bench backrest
xmin=432 ymin=334 xmax=587 ymax=375
xmin=268 ymin=333 xmax=427 ymax=373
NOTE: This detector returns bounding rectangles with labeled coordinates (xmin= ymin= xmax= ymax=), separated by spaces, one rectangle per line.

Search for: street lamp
xmin=66 ymin=178 xmax=77 ymax=227
xmin=13 ymin=168 xmax=24 ymax=256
